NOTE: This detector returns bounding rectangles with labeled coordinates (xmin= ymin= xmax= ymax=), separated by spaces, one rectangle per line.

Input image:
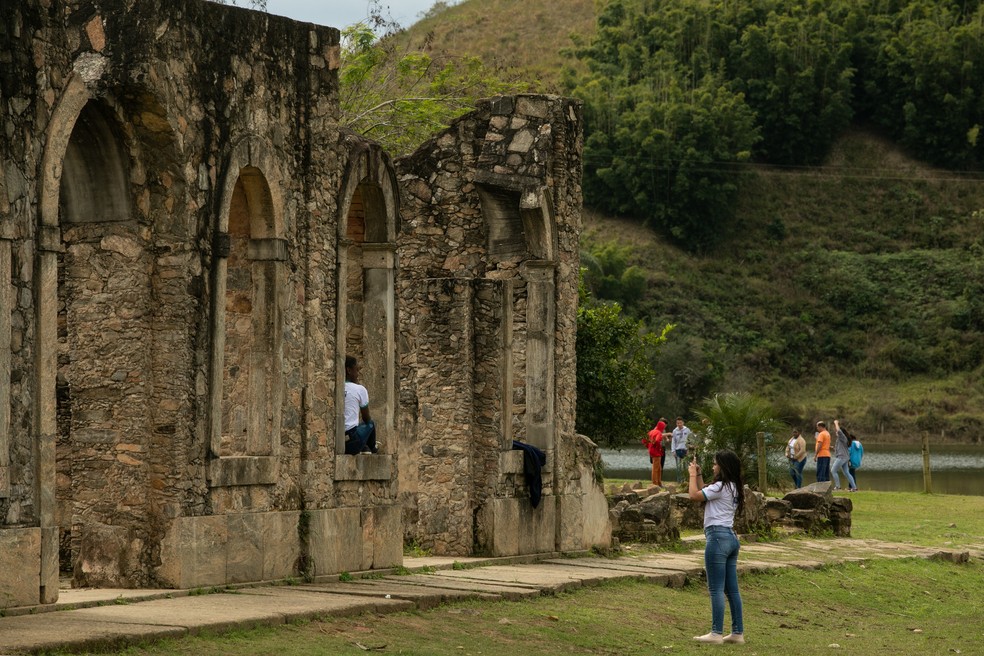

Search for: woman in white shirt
xmin=688 ymin=450 xmax=746 ymax=645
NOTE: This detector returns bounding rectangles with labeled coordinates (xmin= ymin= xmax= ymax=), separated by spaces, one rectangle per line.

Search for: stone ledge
xmin=501 ymin=449 xmax=553 ymax=475
xmin=334 ymin=454 xmax=393 ymax=481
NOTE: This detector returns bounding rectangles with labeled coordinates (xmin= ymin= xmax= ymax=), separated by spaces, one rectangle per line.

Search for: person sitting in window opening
xmin=344 ymin=356 xmax=378 ymax=455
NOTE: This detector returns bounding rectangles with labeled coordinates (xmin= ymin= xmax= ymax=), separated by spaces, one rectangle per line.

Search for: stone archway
xmin=38 ymin=79 xmax=152 ymax=590
xmin=334 ymin=136 xmax=399 ymax=460
xmin=208 ymin=138 xmax=286 ymax=492
xmin=38 ymin=68 xmax=190 ymax=591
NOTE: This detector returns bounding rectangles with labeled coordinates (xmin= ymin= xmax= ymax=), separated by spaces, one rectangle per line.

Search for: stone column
xmin=522 ymin=261 xmax=556 ymax=451
xmin=0 ymin=230 xmax=10 ymax=498
xmin=35 ymin=223 xmax=61 ymax=603
xmin=361 ymin=243 xmax=396 ymax=451
xmin=207 ymin=232 xmax=230 ymax=462
xmin=413 ymin=279 xmax=474 ymax=555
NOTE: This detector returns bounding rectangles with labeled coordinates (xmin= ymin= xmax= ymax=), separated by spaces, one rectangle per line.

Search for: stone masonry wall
xmin=395 ymin=95 xmax=601 ymax=556
xmin=0 ymin=0 xmax=382 ymax=601
xmin=0 ymin=0 xmax=605 ymax=607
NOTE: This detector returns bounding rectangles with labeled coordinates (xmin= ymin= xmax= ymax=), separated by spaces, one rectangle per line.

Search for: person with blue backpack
xmin=848 ymin=431 xmax=864 ymax=490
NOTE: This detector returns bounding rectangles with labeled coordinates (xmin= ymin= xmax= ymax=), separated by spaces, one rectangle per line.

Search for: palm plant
xmin=692 ymin=392 xmax=788 ymax=491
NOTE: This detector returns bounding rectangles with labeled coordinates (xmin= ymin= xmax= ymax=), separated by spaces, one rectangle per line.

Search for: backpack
xmin=849 ymin=440 xmax=864 ymax=469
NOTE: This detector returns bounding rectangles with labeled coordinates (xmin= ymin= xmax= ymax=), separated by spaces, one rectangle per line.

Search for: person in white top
xmin=671 ymin=417 xmax=694 ymax=483
xmin=688 ymin=450 xmax=746 ymax=645
xmin=343 ymin=356 xmax=378 ymax=454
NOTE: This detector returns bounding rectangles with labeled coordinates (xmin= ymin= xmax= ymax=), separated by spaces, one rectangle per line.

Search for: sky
xmin=263 ymin=0 xmax=446 ymax=31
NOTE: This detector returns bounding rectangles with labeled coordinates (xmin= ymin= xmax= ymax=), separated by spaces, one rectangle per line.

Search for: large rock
xmin=783 ymin=481 xmax=833 ymax=510
xmin=671 ymin=493 xmax=705 ymax=530
xmin=611 ymin=491 xmax=679 ymax=543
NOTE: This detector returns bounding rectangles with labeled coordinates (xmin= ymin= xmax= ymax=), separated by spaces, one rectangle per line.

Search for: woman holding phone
xmin=688 ymin=450 xmax=746 ymax=644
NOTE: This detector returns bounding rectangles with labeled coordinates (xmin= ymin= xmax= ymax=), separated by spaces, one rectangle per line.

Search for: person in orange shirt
xmin=643 ymin=419 xmax=667 ymax=486
xmin=814 ymin=421 xmax=831 ymax=483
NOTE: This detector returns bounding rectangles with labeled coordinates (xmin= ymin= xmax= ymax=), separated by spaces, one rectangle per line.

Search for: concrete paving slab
xmin=431 ymin=564 xmax=631 ymax=594
xmin=1 ymin=587 xmax=182 ymax=617
xmin=310 ymin=579 xmax=500 ymax=609
xmin=372 ymin=574 xmax=542 ymax=601
xmin=540 ymin=559 xmax=689 ymax=586
xmin=0 ymin=615 xmax=187 ymax=654
xmin=67 ymin=589 xmax=412 ymax=634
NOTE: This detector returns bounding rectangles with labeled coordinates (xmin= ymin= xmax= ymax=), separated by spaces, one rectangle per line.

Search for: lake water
xmin=601 ymin=443 xmax=984 ymax=496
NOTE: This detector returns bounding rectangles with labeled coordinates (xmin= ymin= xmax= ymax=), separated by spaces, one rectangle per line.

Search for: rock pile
xmin=608 ymin=480 xmax=852 ymax=544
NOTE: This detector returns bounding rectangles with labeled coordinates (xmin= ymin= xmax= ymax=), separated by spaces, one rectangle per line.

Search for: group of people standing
xmin=785 ymin=420 xmax=864 ymax=490
xmin=642 ymin=416 xmax=694 ymax=486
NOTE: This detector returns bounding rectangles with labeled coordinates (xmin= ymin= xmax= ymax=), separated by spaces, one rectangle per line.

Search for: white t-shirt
xmin=343 ymin=381 xmax=369 ymax=431
xmin=702 ymin=480 xmax=738 ymax=528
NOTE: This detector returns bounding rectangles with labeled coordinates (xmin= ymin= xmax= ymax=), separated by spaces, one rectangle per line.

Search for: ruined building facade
xmin=0 ymin=0 xmax=609 ymax=609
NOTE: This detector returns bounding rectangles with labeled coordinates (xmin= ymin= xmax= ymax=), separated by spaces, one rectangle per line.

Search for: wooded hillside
xmin=402 ymin=0 xmax=984 ymax=443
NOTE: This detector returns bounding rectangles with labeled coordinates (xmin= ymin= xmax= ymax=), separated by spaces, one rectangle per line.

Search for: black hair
xmin=345 ymin=355 xmax=357 ymax=370
xmin=712 ymin=449 xmax=746 ymax=516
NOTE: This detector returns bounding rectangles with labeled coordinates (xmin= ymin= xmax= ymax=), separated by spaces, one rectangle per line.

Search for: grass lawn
xmin=61 ymin=491 xmax=984 ymax=656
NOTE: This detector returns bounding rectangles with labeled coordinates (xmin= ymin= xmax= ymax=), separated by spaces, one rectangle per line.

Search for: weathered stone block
xmin=77 ymin=522 xmax=131 ymax=587
xmin=480 ymin=496 xmax=556 ymax=556
xmin=306 ymin=507 xmax=363 ymax=577
xmin=500 ymin=450 xmax=525 ymax=474
xmin=558 ymin=468 xmax=611 ymax=552
xmin=40 ymin=526 xmax=60 ymax=603
xmin=334 ymin=454 xmax=393 ymax=481
xmin=226 ymin=511 xmax=300 ymax=583
xmin=0 ymin=527 xmax=41 ymax=607
xmin=783 ymin=482 xmax=833 ymax=510
xmin=226 ymin=513 xmax=264 ymax=583
xmin=260 ymin=511 xmax=301 ymax=581
xmin=158 ymin=515 xmax=228 ymax=589
xmin=369 ymin=504 xmax=403 ymax=570
xmin=672 ymin=493 xmax=705 ymax=530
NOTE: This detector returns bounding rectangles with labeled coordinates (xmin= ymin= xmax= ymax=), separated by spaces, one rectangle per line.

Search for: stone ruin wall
xmin=0 ymin=0 xmax=398 ymax=603
xmin=0 ymin=0 xmax=610 ymax=609
xmin=395 ymin=96 xmax=608 ymax=556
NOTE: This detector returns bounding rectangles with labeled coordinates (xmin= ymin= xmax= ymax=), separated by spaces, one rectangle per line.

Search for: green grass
xmin=849 ymin=490 xmax=984 ymax=548
xmin=83 ymin=558 xmax=984 ymax=656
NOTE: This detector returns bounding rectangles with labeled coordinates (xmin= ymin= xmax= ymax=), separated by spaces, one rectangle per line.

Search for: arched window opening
xmin=59 ymin=102 xmax=131 ymax=224
xmin=336 ymin=177 xmax=396 ymax=463
xmin=219 ymin=168 xmax=281 ymax=461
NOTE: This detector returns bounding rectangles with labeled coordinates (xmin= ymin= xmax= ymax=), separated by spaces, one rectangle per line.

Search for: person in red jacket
xmin=643 ymin=419 xmax=667 ymax=486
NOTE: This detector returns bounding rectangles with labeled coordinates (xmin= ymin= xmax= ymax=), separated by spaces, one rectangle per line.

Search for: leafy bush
xmin=575 ymin=279 xmax=672 ymax=448
xmin=693 ymin=392 xmax=789 ymax=490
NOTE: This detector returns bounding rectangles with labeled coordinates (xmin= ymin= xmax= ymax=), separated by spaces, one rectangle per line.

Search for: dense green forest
xmin=390 ymin=0 xmax=984 ymax=445
xmin=567 ymin=0 xmax=984 ymax=444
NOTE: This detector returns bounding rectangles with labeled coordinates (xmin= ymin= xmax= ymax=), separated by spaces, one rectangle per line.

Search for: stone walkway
xmin=0 ymin=538 xmax=978 ymax=654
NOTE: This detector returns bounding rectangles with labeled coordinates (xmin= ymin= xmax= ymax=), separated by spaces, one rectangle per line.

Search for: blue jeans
xmin=704 ymin=526 xmax=743 ymax=636
xmin=816 ymin=456 xmax=831 ymax=482
xmin=675 ymin=449 xmax=688 ymax=482
xmin=831 ymin=456 xmax=856 ymax=489
xmin=789 ymin=458 xmax=806 ymax=488
xmin=344 ymin=421 xmax=377 ymax=454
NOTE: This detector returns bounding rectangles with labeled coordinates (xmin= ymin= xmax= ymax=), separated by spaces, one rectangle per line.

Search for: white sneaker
xmin=723 ymin=633 xmax=745 ymax=644
xmin=693 ymin=632 xmax=724 ymax=644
